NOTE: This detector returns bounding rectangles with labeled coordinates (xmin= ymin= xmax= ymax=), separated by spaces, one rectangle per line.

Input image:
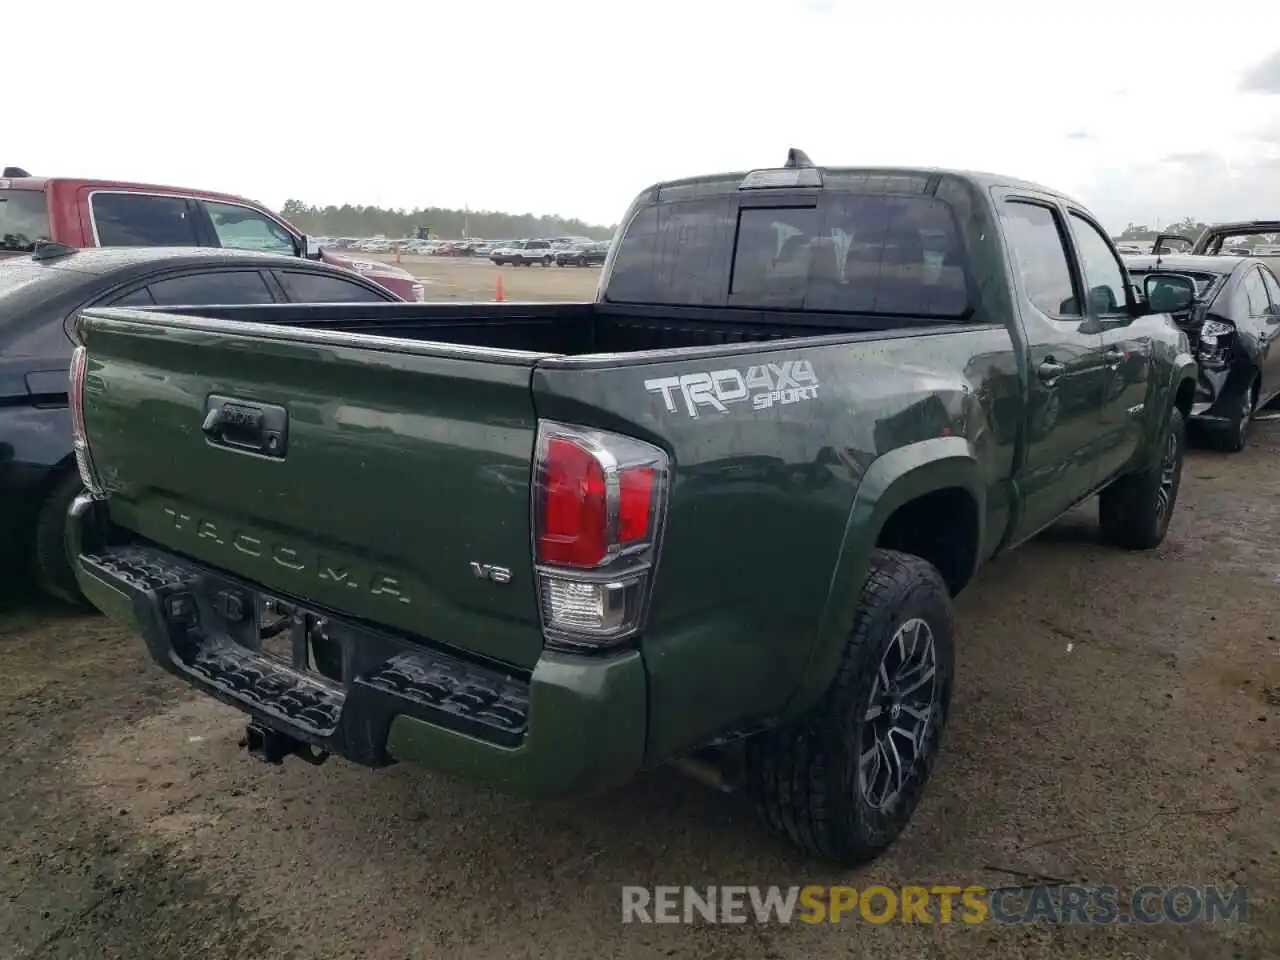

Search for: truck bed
xmin=154 ymin=301 xmax=965 ymax=357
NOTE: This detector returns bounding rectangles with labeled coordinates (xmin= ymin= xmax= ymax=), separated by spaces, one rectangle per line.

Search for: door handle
xmin=1104 ymin=346 xmax=1125 ymax=368
xmin=1037 ymin=359 xmax=1067 ymax=384
xmin=202 ymin=395 xmax=288 ymax=458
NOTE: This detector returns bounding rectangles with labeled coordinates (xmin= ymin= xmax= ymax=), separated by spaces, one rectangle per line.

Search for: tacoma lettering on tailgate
xmin=644 ymin=360 xmax=820 ymax=418
xmin=162 ymin=507 xmax=411 ymax=604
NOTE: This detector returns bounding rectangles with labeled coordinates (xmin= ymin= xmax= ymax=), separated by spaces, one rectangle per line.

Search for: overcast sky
xmin=10 ymin=0 xmax=1280 ymax=231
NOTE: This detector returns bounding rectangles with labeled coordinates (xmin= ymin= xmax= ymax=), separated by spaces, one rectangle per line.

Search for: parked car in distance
xmin=490 ymin=239 xmax=554 ymax=266
xmin=1153 ymin=220 xmax=1280 ymax=274
xmin=0 ymin=166 xmax=424 ymax=301
xmin=68 ymin=152 xmax=1199 ymax=866
xmin=1126 ymin=252 xmax=1280 ymax=451
xmin=0 ymin=244 xmax=407 ymax=604
xmin=555 ymin=241 xmax=610 ymax=267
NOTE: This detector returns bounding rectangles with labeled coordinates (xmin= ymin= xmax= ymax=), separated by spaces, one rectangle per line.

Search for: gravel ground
xmin=1 ymin=426 xmax=1277 ymax=960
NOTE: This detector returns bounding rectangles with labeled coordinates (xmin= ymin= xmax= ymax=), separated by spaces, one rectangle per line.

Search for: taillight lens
xmin=533 ymin=421 xmax=670 ymax=652
xmin=69 ymin=345 xmax=105 ymax=499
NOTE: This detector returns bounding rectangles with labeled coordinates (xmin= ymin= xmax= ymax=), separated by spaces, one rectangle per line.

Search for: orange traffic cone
xmin=495 ymin=274 xmax=505 ymax=302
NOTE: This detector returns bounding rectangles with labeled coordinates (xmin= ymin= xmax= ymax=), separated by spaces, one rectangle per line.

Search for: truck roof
xmin=0 ymin=171 xmax=269 ymax=208
xmin=640 ymin=165 xmax=1081 ymax=205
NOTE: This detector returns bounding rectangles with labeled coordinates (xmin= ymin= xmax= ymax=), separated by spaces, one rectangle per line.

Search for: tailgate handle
xmin=202 ymin=395 xmax=288 ymax=458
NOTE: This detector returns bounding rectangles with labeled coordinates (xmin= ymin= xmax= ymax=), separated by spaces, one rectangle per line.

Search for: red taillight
xmin=538 ymin=437 xmax=609 ymax=567
xmin=619 ymin=466 xmax=655 ymax=543
xmin=532 ymin=421 xmax=670 ymax=651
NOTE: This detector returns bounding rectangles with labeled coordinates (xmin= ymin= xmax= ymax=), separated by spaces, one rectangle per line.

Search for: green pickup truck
xmin=67 ymin=154 xmax=1200 ymax=865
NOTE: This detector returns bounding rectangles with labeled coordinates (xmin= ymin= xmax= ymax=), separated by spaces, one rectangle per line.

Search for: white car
xmin=490 ymin=239 xmax=555 ymax=266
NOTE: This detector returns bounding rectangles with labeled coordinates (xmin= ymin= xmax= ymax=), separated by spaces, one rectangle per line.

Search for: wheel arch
xmin=782 ymin=437 xmax=984 ymax=719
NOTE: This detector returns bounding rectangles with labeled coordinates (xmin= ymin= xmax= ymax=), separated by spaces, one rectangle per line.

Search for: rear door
xmin=77 ymin=310 xmax=547 ymax=669
xmin=84 ymin=191 xmax=203 ymax=247
xmin=1250 ymin=265 xmax=1280 ymax=402
xmin=996 ymin=194 xmax=1108 ymax=540
xmin=1065 ymin=209 xmax=1150 ymax=482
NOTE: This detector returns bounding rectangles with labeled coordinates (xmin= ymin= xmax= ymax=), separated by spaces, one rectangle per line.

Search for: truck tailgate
xmin=77 ymin=309 xmax=547 ymax=670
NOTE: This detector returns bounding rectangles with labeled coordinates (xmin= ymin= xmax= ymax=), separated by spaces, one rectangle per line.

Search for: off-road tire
xmin=30 ymin=470 xmax=89 ymax=606
xmin=1099 ymin=407 xmax=1185 ymax=549
xmin=1203 ymin=377 xmax=1256 ymax=453
xmin=541 ymin=255 xmax=552 ymax=267
xmin=744 ymin=549 xmax=955 ymax=866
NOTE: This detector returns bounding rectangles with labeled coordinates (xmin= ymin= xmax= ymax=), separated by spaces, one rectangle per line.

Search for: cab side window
xmin=1241 ymin=267 xmax=1269 ymax=318
xmin=998 ymin=201 xmax=1079 ymax=318
xmin=92 ymin=194 xmax=199 ymax=246
xmin=276 ymin=270 xmax=387 ymax=303
xmin=106 ymin=287 xmax=157 ymax=307
xmin=1259 ymin=266 xmax=1280 ymax=316
xmin=146 ymin=270 xmax=277 ymax=305
xmin=200 ymin=201 xmax=298 ymax=257
xmin=1068 ymin=213 xmax=1128 ymax=316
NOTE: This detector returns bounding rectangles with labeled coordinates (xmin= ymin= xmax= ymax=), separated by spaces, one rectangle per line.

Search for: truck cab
xmin=0 ymin=166 xmax=423 ymax=300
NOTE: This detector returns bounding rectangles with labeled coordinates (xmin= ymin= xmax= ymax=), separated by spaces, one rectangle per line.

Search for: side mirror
xmin=302 ymin=235 xmax=323 ymax=260
xmin=1142 ymin=272 xmax=1196 ymax=314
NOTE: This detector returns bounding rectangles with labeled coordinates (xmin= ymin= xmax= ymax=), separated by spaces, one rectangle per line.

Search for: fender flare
xmin=1141 ymin=350 xmax=1197 ymax=462
xmin=782 ymin=436 xmax=985 ymax=718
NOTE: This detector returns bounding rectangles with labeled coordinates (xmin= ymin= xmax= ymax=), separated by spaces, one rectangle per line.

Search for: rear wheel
xmin=542 ymin=255 xmax=552 ymax=267
xmin=745 ymin=549 xmax=954 ymax=865
xmin=1099 ymin=407 xmax=1185 ymax=549
xmin=30 ymin=470 xmax=89 ymax=607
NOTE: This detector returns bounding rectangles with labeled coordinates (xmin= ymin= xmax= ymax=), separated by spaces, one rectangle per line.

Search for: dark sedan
xmin=1 ymin=245 xmax=404 ymax=603
xmin=1126 ymin=253 xmax=1280 ymax=451
xmin=554 ymin=241 xmax=610 ymax=267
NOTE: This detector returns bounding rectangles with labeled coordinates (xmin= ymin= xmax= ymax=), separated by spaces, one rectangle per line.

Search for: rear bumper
xmin=69 ymin=496 xmax=647 ymax=798
xmin=1188 ymin=363 xmax=1241 ymax=423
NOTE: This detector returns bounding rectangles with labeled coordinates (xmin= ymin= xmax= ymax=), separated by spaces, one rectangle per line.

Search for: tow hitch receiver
xmin=240 ymin=722 xmax=330 ymax=766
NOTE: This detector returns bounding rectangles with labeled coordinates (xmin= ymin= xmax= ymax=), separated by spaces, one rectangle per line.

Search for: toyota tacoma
xmin=66 ymin=152 xmax=1199 ymax=864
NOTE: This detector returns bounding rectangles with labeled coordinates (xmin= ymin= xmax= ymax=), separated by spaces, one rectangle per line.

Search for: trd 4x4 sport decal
xmin=644 ymin=360 xmax=820 ymax=418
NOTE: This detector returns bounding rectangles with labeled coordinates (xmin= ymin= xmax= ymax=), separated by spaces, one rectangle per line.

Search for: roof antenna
xmin=784 ymin=148 xmax=814 ymax=168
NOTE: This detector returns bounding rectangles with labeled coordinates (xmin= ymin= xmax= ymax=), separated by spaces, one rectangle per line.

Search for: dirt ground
xmin=1 ymin=264 xmax=1277 ymax=957
xmin=377 ymin=252 xmax=603 ymax=302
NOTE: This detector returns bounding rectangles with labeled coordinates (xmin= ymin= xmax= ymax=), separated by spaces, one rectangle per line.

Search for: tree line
xmin=1117 ymin=218 xmax=1209 ymax=242
xmin=277 ymin=200 xmax=616 ymax=241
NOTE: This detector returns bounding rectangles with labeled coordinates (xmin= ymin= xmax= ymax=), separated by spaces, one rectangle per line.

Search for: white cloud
xmin=7 ymin=0 xmax=1280 ymax=231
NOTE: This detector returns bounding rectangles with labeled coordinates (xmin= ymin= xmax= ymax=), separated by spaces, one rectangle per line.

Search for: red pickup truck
xmin=0 ymin=166 xmax=424 ymax=301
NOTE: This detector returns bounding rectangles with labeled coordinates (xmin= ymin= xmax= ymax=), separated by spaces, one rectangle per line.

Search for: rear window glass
xmin=605 ymin=194 xmax=969 ymax=316
xmin=0 ymin=189 xmax=52 ymax=253
xmin=92 ymin=193 xmax=200 ymax=246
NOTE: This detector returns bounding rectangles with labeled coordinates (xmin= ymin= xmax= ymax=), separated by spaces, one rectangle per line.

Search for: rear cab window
xmin=0 ymin=187 xmax=52 ymax=253
xmin=604 ymin=189 xmax=970 ymax=317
